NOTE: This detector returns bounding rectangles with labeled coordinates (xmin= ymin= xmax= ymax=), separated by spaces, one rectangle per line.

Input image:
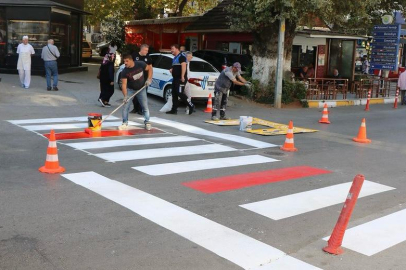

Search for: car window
xmin=150 ymin=55 xmax=162 ymax=67
xmin=226 ymin=54 xmax=252 ymax=68
xmin=82 ymin=42 xmax=90 ymax=49
xmin=189 ymin=61 xmax=218 ymax=73
xmin=155 ymin=56 xmax=172 ymax=70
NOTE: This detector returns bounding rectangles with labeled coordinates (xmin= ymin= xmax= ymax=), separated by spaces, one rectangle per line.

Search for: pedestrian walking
xmin=119 ymin=54 xmax=152 ymax=130
xmin=17 ymin=36 xmax=35 ymax=89
xmin=397 ymin=70 xmax=406 ymax=105
xmin=98 ymin=53 xmax=115 ymax=107
xmin=362 ymin=55 xmax=370 ymax=74
xmin=131 ymin=44 xmax=153 ymax=114
xmin=212 ymin=62 xmax=250 ymax=121
xmin=41 ymin=39 xmax=60 ymax=91
xmin=166 ymin=44 xmax=194 ymax=115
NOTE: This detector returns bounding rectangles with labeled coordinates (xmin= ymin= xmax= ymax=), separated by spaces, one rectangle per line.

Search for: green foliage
xmin=248 ymin=79 xmax=306 ymax=105
xmin=101 ymin=11 xmax=126 ymax=49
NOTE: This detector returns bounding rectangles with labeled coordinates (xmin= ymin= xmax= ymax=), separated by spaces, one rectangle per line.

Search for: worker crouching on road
xmin=211 ymin=62 xmax=251 ymax=121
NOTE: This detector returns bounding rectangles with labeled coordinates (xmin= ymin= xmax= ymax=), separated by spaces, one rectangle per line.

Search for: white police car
xmin=115 ymin=53 xmax=219 ymax=101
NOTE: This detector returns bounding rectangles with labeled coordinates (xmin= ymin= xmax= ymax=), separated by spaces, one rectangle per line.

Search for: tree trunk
xmin=251 ymin=20 xmax=296 ymax=86
xmin=176 ymin=0 xmax=188 ymax=16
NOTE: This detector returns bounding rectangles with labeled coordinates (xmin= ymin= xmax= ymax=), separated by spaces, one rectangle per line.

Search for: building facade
xmin=0 ymin=0 xmax=88 ymax=74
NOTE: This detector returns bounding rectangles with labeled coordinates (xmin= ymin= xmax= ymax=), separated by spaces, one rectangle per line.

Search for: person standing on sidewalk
xmin=17 ymin=36 xmax=35 ymax=89
xmin=119 ymin=54 xmax=152 ymax=130
xmin=397 ymin=69 xmax=406 ymax=105
xmin=98 ymin=53 xmax=115 ymax=107
xmin=131 ymin=44 xmax=153 ymax=114
xmin=166 ymin=44 xmax=194 ymax=115
xmin=212 ymin=62 xmax=250 ymax=121
xmin=41 ymin=39 xmax=60 ymax=91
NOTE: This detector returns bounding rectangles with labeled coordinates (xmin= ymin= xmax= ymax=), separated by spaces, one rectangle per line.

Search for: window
xmin=150 ymin=55 xmax=161 ymax=67
xmin=189 ymin=61 xmax=217 ymax=72
xmin=155 ymin=56 xmax=172 ymax=70
xmin=7 ymin=20 xmax=49 ymax=55
xmin=0 ymin=8 xmax=6 ymax=67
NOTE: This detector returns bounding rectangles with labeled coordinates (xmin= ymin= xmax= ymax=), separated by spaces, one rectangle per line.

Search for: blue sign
xmin=370 ymin=24 xmax=401 ymax=70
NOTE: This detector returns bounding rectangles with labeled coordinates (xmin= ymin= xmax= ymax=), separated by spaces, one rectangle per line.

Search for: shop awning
xmin=0 ymin=1 xmax=91 ymax=15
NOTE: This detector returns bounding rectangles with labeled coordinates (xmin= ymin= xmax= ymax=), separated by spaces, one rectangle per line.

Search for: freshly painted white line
xmin=8 ymin=116 xmax=118 ymax=125
xmin=323 ymin=208 xmax=406 ymax=256
xmin=94 ymin=144 xmax=236 ymax=162
xmin=250 ymin=255 xmax=323 ymax=270
xmin=20 ymin=121 xmax=140 ymax=131
xmin=133 ymin=155 xmax=279 ymax=176
xmin=240 ymin=181 xmax=395 ymax=220
xmin=65 ymin=136 xmax=200 ymax=150
xmin=147 ymin=117 xmax=277 ymax=149
xmin=62 ymin=171 xmax=321 ymax=269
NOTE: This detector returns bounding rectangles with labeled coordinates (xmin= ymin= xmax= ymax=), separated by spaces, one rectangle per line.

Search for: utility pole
xmin=274 ymin=16 xmax=285 ymax=108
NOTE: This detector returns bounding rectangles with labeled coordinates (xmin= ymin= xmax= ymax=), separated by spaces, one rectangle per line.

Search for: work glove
xmin=123 ymin=96 xmax=129 ymax=104
xmin=145 ymin=79 xmax=152 ymax=86
xmin=244 ymin=82 xmax=252 ymax=88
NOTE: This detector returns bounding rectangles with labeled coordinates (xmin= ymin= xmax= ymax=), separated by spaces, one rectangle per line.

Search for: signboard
xmin=370 ymin=24 xmax=401 ymax=71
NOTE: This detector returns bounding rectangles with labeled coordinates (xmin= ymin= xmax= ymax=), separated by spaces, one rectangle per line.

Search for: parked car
xmin=192 ymin=50 xmax=252 ymax=73
xmin=82 ymin=40 xmax=92 ymax=61
xmin=115 ymin=53 xmax=219 ymax=101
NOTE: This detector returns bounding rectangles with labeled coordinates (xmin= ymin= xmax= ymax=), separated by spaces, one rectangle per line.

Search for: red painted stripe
xmin=43 ymin=129 xmax=163 ymax=141
xmin=182 ymin=166 xmax=332 ymax=194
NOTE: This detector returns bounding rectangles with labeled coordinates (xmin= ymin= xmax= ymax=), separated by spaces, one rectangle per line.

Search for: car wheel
xmin=164 ymin=86 xmax=172 ymax=102
xmin=118 ymin=73 xmax=123 ymax=90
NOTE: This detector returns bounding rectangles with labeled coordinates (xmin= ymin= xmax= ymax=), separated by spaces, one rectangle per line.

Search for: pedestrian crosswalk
xmin=8 ymin=115 xmax=406 ymax=267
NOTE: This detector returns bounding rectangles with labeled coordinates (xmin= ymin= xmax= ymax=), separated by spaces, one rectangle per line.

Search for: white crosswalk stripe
xmin=64 ymin=136 xmax=200 ymax=150
xmin=7 ymin=116 xmax=119 ymax=125
xmin=240 ymin=181 xmax=395 ymax=220
xmin=133 ymin=155 xmax=279 ymax=176
xmin=94 ymin=144 xmax=237 ymax=162
xmin=19 ymin=121 xmax=140 ymax=131
xmin=323 ymin=208 xmax=406 ymax=256
xmin=62 ymin=171 xmax=322 ymax=270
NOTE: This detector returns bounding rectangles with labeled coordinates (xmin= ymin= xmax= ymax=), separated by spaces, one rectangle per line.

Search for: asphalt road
xmin=0 ymin=63 xmax=405 ymax=270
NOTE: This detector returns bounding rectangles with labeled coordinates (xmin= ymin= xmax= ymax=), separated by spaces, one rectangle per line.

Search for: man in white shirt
xmin=397 ymin=70 xmax=406 ymax=105
xmin=17 ymin=36 xmax=35 ymax=89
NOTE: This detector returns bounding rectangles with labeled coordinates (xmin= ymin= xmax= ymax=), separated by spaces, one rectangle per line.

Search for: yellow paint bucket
xmin=88 ymin=113 xmax=102 ymax=131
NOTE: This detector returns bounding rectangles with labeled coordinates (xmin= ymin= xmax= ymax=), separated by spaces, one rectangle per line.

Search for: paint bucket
xmin=239 ymin=116 xmax=253 ymax=131
xmin=88 ymin=113 xmax=102 ymax=131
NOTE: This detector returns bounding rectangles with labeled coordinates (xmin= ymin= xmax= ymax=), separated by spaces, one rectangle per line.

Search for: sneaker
xmin=220 ymin=116 xmax=231 ymax=120
xmin=145 ymin=122 xmax=152 ymax=131
xmin=166 ymin=110 xmax=177 ymax=115
xmin=118 ymin=123 xmax=129 ymax=130
xmin=104 ymin=103 xmax=111 ymax=108
xmin=53 ymin=86 xmax=59 ymax=91
xmin=47 ymin=87 xmax=52 ymax=91
xmin=185 ymin=107 xmax=189 ymax=115
xmin=211 ymin=116 xmax=219 ymax=121
xmin=24 ymin=86 xmax=29 ymax=89
xmin=98 ymin=98 xmax=105 ymax=107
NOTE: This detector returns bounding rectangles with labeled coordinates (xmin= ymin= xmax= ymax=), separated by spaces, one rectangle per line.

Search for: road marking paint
xmin=62 ymin=171 xmax=321 ymax=269
xmin=8 ymin=116 xmax=118 ymax=125
xmin=183 ymin=166 xmax=332 ymax=194
xmin=241 ymin=181 xmax=395 ymax=220
xmin=133 ymin=155 xmax=279 ymax=176
xmin=95 ymin=144 xmax=236 ymax=162
xmin=323 ymin=208 xmax=406 ymax=256
xmin=20 ymin=121 xmax=140 ymax=131
xmin=147 ymin=117 xmax=277 ymax=149
xmin=65 ymin=136 xmax=200 ymax=150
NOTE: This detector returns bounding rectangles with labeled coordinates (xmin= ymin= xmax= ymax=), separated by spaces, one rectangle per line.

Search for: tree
xmin=229 ymin=0 xmax=406 ymax=86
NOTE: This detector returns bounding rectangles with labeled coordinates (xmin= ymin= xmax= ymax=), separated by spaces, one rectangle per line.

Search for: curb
xmin=307 ymin=97 xmax=397 ymax=108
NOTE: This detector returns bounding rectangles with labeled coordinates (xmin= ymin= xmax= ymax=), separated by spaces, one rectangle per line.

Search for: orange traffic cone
xmin=352 ymin=118 xmax=371 ymax=144
xmin=280 ymin=120 xmax=298 ymax=152
xmin=204 ymin=93 xmax=213 ymax=113
xmin=39 ymin=130 xmax=65 ymax=174
xmin=319 ymin=103 xmax=330 ymax=124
